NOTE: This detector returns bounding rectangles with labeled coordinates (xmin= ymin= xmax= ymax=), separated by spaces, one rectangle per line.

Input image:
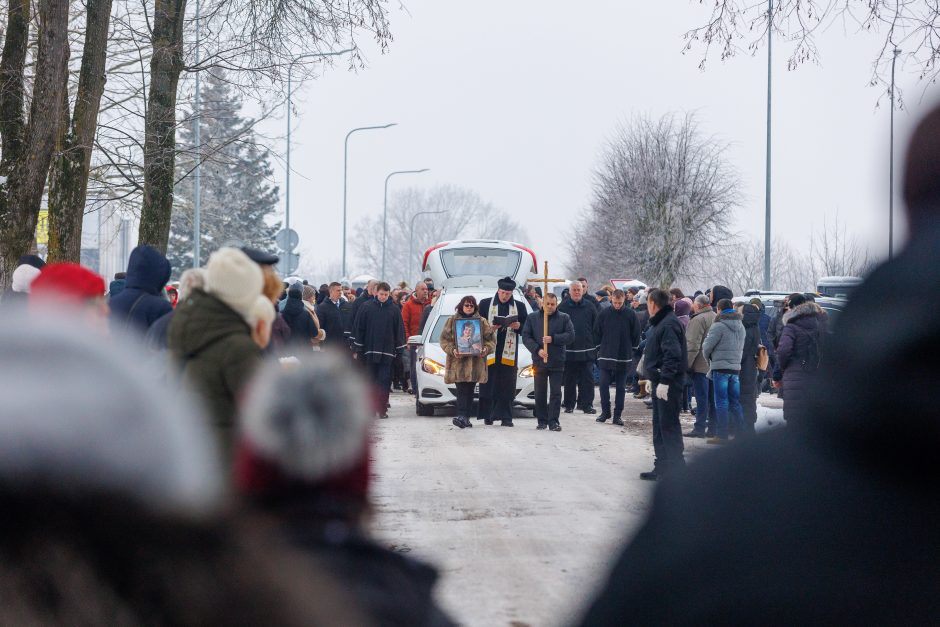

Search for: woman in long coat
xmin=439 ymin=295 xmax=496 ymax=429
xmin=774 ymin=294 xmax=827 ymax=424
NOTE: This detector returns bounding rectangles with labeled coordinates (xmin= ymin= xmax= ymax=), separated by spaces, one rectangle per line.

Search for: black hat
xmin=595 ymin=290 xmax=608 ymax=297
xmin=497 ymin=277 xmax=516 ymax=291
xmin=241 ymin=247 xmax=279 ymax=266
xmin=18 ymin=254 xmax=45 ymax=270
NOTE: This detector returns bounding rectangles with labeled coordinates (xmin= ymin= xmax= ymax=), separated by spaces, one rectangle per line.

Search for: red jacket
xmin=401 ymin=294 xmax=428 ymax=339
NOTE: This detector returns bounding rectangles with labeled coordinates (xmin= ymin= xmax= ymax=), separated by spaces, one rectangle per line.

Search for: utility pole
xmin=192 ymin=0 xmax=201 ymax=268
xmin=889 ymin=47 xmax=901 ymax=260
xmin=763 ymin=0 xmax=773 ymax=290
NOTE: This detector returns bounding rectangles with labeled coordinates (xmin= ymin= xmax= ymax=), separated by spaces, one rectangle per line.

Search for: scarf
xmin=486 ymin=295 xmax=518 ymax=367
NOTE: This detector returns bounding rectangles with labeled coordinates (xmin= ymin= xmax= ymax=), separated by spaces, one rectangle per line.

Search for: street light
xmin=193 ymin=0 xmax=202 ymax=268
xmin=285 ymin=49 xmax=353 ymax=250
xmin=763 ymin=0 xmax=773 ymax=290
xmin=382 ymin=169 xmax=430 ymax=279
xmin=889 ymin=47 xmax=901 ymax=260
xmin=409 ymin=209 xmax=448 ymax=283
xmin=343 ymin=123 xmax=397 ymax=278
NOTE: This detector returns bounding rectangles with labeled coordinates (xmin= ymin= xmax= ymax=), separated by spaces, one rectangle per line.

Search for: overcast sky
xmin=258 ymin=1 xmax=937 ymax=280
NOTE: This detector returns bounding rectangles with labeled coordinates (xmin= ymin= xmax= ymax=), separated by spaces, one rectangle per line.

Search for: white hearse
xmin=410 ymin=240 xmax=538 ymax=416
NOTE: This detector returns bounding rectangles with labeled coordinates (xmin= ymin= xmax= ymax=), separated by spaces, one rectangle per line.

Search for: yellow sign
xmin=35 ymin=210 xmax=49 ymax=246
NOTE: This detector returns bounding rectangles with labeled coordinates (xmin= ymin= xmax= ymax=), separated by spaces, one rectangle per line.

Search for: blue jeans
xmin=691 ymin=372 xmax=715 ymax=434
xmin=713 ymin=371 xmax=743 ymax=439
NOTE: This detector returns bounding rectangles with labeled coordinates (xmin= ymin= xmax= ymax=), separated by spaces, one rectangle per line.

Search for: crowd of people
xmin=4 ymin=103 xmax=940 ymax=624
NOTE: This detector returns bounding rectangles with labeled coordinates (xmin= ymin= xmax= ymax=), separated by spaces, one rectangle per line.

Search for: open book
xmin=492 ymin=315 xmax=519 ymax=327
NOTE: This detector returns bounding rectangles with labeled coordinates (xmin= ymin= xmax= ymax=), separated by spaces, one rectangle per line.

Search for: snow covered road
xmin=369 ymin=391 xmax=784 ymax=626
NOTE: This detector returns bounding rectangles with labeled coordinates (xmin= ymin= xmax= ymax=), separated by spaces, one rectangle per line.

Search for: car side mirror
xmin=408 ymin=335 xmax=423 ymax=346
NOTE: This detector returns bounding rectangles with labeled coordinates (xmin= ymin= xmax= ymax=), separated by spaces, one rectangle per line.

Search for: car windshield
xmin=441 ymin=248 xmax=522 ymax=279
xmin=429 ymin=315 xmax=452 ymax=344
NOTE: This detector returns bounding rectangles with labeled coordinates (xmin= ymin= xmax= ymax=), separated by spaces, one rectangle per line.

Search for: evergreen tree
xmin=168 ymin=71 xmax=281 ymax=277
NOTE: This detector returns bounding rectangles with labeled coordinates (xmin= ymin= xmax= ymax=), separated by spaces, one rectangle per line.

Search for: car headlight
xmin=422 ymin=358 xmax=446 ymax=377
xmin=519 ymin=365 xmax=535 ymax=378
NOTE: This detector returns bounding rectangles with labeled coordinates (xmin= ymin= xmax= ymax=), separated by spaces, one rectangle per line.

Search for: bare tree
xmin=0 ymin=0 xmax=72 ymax=286
xmin=693 ymin=237 xmax=815 ymax=294
xmin=809 ymin=211 xmax=874 ymax=278
xmin=684 ymin=1 xmax=939 ymax=96
xmin=352 ymin=184 xmax=528 ymax=284
xmin=568 ymin=113 xmax=740 ymax=289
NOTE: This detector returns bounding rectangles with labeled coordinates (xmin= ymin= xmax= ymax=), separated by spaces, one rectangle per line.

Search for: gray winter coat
xmin=702 ymin=311 xmax=746 ymax=373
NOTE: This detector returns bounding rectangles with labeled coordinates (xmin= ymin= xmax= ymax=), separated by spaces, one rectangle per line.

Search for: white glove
xmin=654 ymin=384 xmax=670 ymax=402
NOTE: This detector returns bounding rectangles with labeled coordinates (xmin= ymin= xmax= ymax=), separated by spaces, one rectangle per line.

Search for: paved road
xmin=369 ymin=390 xmax=783 ymax=627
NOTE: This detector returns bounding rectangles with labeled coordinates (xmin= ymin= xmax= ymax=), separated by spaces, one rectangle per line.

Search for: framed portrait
xmin=455 ymin=319 xmax=483 ymax=356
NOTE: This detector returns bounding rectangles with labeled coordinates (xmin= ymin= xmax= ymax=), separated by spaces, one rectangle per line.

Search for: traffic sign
xmin=276 ymin=251 xmax=300 ymax=276
xmin=275 ymin=228 xmax=299 ymax=252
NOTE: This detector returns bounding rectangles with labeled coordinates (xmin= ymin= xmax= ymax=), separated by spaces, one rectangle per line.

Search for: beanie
xmin=30 ymin=263 xmax=105 ymax=304
xmin=206 ymin=247 xmax=263 ymax=323
xmin=11 ymin=264 xmax=41 ymax=293
xmin=0 ymin=310 xmax=222 ymax=516
xmin=235 ymin=351 xmax=372 ymax=500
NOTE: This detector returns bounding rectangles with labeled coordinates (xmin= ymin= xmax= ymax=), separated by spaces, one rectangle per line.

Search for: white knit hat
xmin=11 ymin=264 xmax=41 ymax=293
xmin=0 ymin=310 xmax=223 ymax=516
xmin=206 ymin=247 xmax=263 ymax=323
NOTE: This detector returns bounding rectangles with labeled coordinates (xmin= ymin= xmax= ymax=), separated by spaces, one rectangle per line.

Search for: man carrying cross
xmin=522 ymin=293 xmax=575 ymax=431
xmin=477 ymin=277 xmax=529 ymax=426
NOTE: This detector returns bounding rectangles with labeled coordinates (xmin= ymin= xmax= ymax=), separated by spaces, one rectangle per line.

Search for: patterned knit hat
xmin=235 ymin=350 xmax=372 ymax=500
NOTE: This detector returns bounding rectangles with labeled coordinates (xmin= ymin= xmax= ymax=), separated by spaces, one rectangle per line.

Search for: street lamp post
xmin=409 ymin=209 xmax=448 ymax=284
xmin=285 ymin=49 xmax=353 ymax=251
xmin=763 ymin=0 xmax=773 ymax=290
xmin=193 ymin=0 xmax=201 ymax=268
xmin=889 ymin=47 xmax=901 ymax=260
xmin=382 ymin=169 xmax=429 ymax=279
xmin=343 ymin=123 xmax=397 ymax=278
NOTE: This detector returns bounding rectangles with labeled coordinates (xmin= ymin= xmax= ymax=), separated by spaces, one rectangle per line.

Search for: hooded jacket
xmin=642 ymin=305 xmax=687 ymax=387
xmin=353 ymin=298 xmax=406 ymax=365
xmin=593 ymin=305 xmax=641 ymax=371
xmin=557 ymin=297 xmax=598 ymax=362
xmin=775 ymin=302 xmax=827 ymax=404
xmin=108 ymin=245 xmax=172 ymax=332
xmin=167 ymin=289 xmax=261 ymax=455
xmin=521 ymin=309 xmax=575 ymax=370
xmin=281 ymin=287 xmax=319 ymax=350
xmin=702 ymin=310 xmax=745 ymax=373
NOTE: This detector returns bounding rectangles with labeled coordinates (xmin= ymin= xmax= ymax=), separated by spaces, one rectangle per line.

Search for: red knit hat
xmin=30 ymin=263 xmax=105 ymax=304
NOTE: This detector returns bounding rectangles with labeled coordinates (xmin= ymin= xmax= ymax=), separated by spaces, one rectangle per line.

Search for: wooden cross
xmin=527 ymin=260 xmax=568 ymax=356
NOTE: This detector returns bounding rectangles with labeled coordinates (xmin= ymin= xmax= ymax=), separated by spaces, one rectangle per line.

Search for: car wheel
xmin=416 ymin=398 xmax=435 ymax=416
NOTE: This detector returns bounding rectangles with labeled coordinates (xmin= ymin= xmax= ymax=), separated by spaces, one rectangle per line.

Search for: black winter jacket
xmin=316 ymin=298 xmax=350 ymax=348
xmin=348 ymin=294 xmax=374 ymax=345
xmin=594 ymin=305 xmax=641 ymax=372
xmin=281 ymin=292 xmax=319 ymax=349
xmin=642 ymin=306 xmax=687 ymax=387
xmin=521 ymin=309 xmax=575 ymax=370
xmin=557 ymin=297 xmax=597 ymax=362
xmin=740 ymin=304 xmax=762 ymax=386
xmin=353 ymin=298 xmax=406 ymax=365
xmin=108 ymin=245 xmax=172 ymax=333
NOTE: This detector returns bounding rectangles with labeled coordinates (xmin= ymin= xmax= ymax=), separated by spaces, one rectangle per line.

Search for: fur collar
xmin=716 ymin=311 xmax=743 ymax=322
xmin=783 ymin=301 xmax=823 ymax=325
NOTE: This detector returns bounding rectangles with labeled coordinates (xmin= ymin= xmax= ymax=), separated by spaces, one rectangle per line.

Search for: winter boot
xmin=639 ymin=470 xmax=658 ymax=481
xmin=582 ymin=406 xmax=597 ymax=415
xmin=549 ymin=421 xmax=562 ymax=432
xmin=462 ymin=416 xmax=473 ymax=428
xmin=612 ymin=415 xmax=624 ymax=426
xmin=452 ymin=416 xmax=466 ymax=429
xmin=500 ymin=419 xmax=514 ymax=427
xmin=596 ymin=412 xmax=611 ymax=423
xmin=536 ymin=421 xmax=548 ymax=430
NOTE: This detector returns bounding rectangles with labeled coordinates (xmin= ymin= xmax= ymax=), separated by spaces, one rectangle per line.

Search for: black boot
xmin=462 ymin=416 xmax=473 ymax=428
xmin=500 ymin=419 xmax=514 ymax=427
xmin=549 ymin=421 xmax=562 ymax=432
xmin=612 ymin=416 xmax=624 ymax=426
xmin=452 ymin=416 xmax=466 ymax=429
xmin=639 ymin=470 xmax=658 ymax=481
xmin=536 ymin=422 xmax=548 ymax=430
xmin=596 ymin=412 xmax=610 ymax=423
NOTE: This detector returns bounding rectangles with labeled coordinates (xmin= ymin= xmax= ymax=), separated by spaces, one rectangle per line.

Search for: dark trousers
xmin=455 ymin=381 xmax=475 ymax=417
xmin=739 ymin=371 xmax=759 ymax=435
xmin=563 ymin=360 xmax=595 ymax=410
xmin=368 ymin=361 xmax=392 ymax=415
xmin=651 ymin=382 xmax=686 ymax=474
xmin=478 ymin=363 xmax=516 ymax=422
xmin=691 ymin=372 xmax=716 ymax=434
xmin=408 ymin=345 xmax=418 ymax=393
xmin=534 ymin=366 xmax=563 ymax=426
xmin=599 ymin=367 xmax=628 ymax=417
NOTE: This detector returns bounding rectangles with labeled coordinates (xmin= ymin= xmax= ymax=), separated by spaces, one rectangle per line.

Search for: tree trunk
xmin=139 ymin=0 xmax=187 ymax=254
xmin=47 ymin=0 xmax=113 ymax=263
xmin=0 ymin=0 xmax=71 ymax=287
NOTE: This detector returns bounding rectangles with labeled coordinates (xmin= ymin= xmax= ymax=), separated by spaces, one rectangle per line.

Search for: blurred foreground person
xmin=0 ymin=255 xmax=43 ymax=306
xmin=169 ymin=248 xmax=264 ymax=457
xmin=235 ymin=353 xmax=455 ymax=627
xmin=0 ymin=312 xmax=360 ymax=626
xmin=29 ymin=263 xmax=108 ymax=330
xmin=577 ymin=104 xmax=940 ymax=625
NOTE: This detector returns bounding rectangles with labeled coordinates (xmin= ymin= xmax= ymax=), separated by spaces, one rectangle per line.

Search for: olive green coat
xmin=439 ymin=314 xmax=496 ymax=385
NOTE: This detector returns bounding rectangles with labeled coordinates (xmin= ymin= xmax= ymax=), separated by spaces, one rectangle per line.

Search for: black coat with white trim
xmin=353 ymin=298 xmax=406 ymax=365
xmin=593 ymin=304 xmax=641 ymax=372
xmin=558 ymin=297 xmax=597 ymax=362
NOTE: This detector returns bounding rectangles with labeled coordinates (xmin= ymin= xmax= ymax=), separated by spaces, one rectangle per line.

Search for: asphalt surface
xmin=368 ymin=388 xmax=784 ymax=626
